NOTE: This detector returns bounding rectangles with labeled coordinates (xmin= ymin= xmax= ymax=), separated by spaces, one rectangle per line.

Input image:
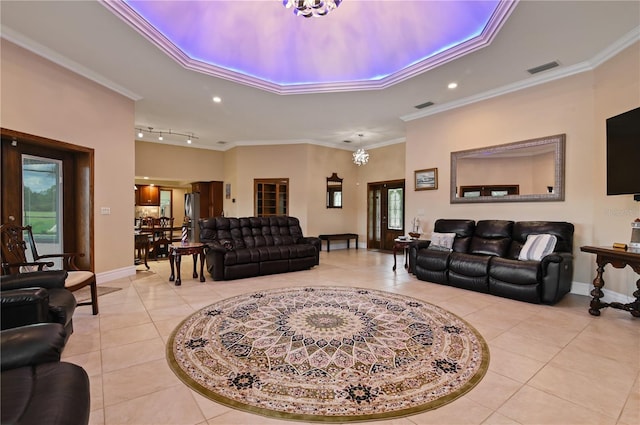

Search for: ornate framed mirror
xmin=450 ymin=134 xmax=565 ymax=203
xmin=326 ymin=173 xmax=343 ymax=208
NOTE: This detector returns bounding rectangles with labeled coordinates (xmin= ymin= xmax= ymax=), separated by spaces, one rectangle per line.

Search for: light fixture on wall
xmin=283 ymin=0 xmax=342 ymax=18
xmin=352 ymin=133 xmax=369 ymax=166
xmin=135 ymin=127 xmax=199 ymax=144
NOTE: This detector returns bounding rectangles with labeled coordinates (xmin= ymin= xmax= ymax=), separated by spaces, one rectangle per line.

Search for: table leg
xmin=327 ymin=240 xmax=331 ymax=252
xmin=589 ymin=262 xmax=606 ymax=316
xmin=169 ymin=248 xmax=176 ymax=282
xmin=199 ymin=252 xmax=206 ymax=282
xmin=175 ymin=253 xmax=182 ymax=286
xmin=143 ymin=242 xmax=149 ymax=269
xmin=392 ymin=244 xmax=398 ymax=272
xmin=192 ymin=253 xmax=198 ymax=278
xmin=404 ymin=247 xmax=409 ymax=269
xmin=355 ymin=236 xmax=358 ymax=249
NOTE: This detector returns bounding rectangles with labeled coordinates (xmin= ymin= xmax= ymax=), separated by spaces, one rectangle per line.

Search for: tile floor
xmin=64 ymin=249 xmax=640 ymax=425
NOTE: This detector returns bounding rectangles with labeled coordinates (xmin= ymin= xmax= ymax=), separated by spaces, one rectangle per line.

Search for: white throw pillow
xmin=429 ymin=232 xmax=456 ymax=251
xmin=518 ymin=234 xmax=557 ymax=261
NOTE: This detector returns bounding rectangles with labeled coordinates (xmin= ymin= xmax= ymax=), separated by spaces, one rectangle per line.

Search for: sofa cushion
xmin=518 ymin=234 xmax=557 ymax=261
xmin=490 ymin=257 xmax=540 ymax=285
xmin=469 ymin=220 xmax=513 ymax=257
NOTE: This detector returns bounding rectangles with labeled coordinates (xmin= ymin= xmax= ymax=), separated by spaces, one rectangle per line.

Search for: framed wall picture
xmin=415 ymin=168 xmax=438 ymax=191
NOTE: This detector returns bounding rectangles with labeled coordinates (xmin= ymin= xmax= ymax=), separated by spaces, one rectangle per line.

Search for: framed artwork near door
xmin=415 ymin=168 xmax=438 ymax=191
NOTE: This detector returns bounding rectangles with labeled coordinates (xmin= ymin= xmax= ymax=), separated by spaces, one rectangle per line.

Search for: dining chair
xmin=0 ymin=224 xmax=98 ymax=315
xmin=150 ymin=216 xmax=174 ymax=259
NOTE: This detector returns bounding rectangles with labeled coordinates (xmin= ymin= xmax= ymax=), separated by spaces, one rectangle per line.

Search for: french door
xmin=367 ymin=180 xmax=405 ymax=251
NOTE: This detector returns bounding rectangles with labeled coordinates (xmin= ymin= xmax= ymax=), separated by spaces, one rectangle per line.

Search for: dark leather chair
xmin=1 ymin=323 xmax=90 ymax=425
xmin=1 ymin=270 xmax=77 ymax=342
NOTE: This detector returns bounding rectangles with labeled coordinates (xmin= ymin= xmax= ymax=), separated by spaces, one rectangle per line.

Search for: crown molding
xmin=1 ymin=26 xmax=143 ymax=101
xmin=402 ymin=26 xmax=640 ymax=122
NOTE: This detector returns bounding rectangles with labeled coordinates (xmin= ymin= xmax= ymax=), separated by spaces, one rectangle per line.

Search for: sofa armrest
xmin=1 ymin=288 xmax=51 ymax=330
xmin=408 ymin=240 xmax=432 ymax=274
xmin=0 ymin=323 xmax=66 ymax=371
xmin=299 ymin=237 xmax=321 ymax=265
xmin=0 ymin=270 xmax=68 ymax=291
xmin=540 ymin=252 xmax=574 ymax=304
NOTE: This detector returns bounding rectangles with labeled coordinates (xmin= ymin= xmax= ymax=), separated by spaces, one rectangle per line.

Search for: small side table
xmin=169 ymin=242 xmax=206 ymax=286
xmin=393 ymin=239 xmax=412 ymax=272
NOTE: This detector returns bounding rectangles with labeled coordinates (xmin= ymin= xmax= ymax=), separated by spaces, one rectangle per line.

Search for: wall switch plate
xmin=100 ymin=207 xmax=111 ymax=215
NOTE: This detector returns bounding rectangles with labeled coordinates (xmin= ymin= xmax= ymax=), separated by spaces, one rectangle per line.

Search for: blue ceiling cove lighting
xmin=102 ymin=1 xmax=517 ymax=94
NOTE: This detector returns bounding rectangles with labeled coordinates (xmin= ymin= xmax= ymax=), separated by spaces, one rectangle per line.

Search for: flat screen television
xmin=606 ymin=106 xmax=640 ymax=195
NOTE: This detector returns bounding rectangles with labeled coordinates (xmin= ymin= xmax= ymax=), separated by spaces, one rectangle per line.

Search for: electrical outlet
xmin=100 ymin=207 xmax=111 ymax=215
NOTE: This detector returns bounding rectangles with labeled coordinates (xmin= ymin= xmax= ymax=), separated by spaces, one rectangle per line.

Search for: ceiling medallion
xmin=283 ymin=0 xmax=342 ymax=18
xmin=352 ymin=134 xmax=369 ymax=166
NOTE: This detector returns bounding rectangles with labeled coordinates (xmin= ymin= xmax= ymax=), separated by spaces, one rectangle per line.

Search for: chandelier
xmin=283 ymin=0 xmax=342 ymax=18
xmin=352 ymin=134 xmax=369 ymax=166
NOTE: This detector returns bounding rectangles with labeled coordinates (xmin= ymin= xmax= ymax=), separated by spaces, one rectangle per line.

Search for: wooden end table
xmin=169 ymin=242 xmax=206 ymax=286
xmin=393 ymin=239 xmax=412 ymax=272
xmin=580 ymin=245 xmax=640 ymax=317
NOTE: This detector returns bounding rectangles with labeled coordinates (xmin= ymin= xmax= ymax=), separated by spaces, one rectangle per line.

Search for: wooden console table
xmin=580 ymin=245 xmax=640 ymax=317
xmin=318 ymin=233 xmax=358 ymax=252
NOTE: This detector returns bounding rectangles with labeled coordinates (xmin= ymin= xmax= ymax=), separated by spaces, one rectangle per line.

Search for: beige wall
xmin=405 ymin=42 xmax=640 ymax=296
xmin=136 ymin=141 xmax=225 ymax=183
xmin=1 ymin=41 xmax=135 ymax=276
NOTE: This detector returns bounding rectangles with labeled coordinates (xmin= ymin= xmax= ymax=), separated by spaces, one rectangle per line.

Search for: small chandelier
xmin=352 ymin=134 xmax=369 ymax=166
xmin=283 ymin=0 xmax=342 ymax=18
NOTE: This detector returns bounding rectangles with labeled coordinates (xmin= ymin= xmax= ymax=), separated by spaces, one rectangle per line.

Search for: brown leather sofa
xmin=199 ymin=216 xmax=321 ymax=281
xmin=409 ymin=219 xmax=574 ymax=304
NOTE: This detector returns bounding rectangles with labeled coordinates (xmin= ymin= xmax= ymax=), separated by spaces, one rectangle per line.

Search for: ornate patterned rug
xmin=167 ymin=286 xmax=489 ymax=422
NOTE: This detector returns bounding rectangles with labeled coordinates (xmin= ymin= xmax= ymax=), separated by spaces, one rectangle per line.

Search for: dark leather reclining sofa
xmin=409 ymin=219 xmax=574 ymax=304
xmin=199 ymin=216 xmax=321 ymax=281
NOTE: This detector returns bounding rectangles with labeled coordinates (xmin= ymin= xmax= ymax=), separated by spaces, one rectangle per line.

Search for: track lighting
xmin=135 ymin=127 xmax=199 ymax=144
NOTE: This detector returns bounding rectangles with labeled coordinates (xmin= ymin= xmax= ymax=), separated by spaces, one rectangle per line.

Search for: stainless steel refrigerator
xmin=184 ymin=192 xmax=200 ymax=242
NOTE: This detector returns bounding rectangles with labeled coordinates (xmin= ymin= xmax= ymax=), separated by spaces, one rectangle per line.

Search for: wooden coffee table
xmin=169 ymin=242 xmax=206 ymax=286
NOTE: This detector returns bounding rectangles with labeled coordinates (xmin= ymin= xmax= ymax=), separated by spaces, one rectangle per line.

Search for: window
xmin=387 ymin=187 xmax=403 ymax=230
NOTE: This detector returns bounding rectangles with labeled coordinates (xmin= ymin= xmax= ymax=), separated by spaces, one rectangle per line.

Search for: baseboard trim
xmin=570 ymin=281 xmax=634 ymax=303
xmin=96 ymin=266 xmax=136 ymax=284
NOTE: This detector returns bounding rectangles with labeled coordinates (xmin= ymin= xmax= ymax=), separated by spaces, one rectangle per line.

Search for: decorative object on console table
xmin=415 ymin=168 xmax=438 ymax=190
xmin=580 ymin=245 xmax=640 ymax=317
xmin=631 ymin=219 xmax=640 ymax=249
xmin=409 ymin=217 xmax=421 ymax=239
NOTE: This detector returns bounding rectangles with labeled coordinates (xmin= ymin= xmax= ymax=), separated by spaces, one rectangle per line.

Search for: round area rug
xmin=167 ymin=286 xmax=489 ymax=423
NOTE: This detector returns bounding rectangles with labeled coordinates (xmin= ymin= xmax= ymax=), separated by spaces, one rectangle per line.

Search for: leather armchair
xmin=1 ymin=323 xmax=90 ymax=425
xmin=1 ymin=270 xmax=77 ymax=341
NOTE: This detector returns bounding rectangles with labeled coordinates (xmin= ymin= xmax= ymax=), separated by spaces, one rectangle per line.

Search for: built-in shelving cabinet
xmin=254 ymin=178 xmax=288 ymax=217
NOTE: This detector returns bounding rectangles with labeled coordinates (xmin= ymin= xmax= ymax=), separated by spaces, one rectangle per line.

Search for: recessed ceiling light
xmin=213 ymin=96 xmax=222 ymax=103
xmin=448 ymin=82 xmax=458 ymax=89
